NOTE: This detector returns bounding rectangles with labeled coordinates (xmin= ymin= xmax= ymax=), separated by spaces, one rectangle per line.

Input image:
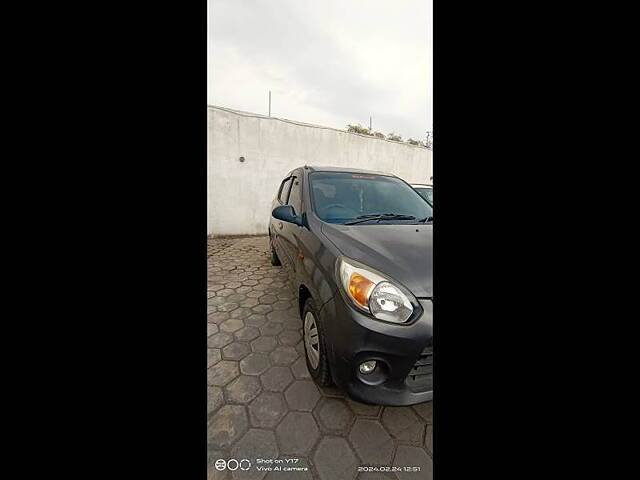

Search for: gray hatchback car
xmin=269 ymin=166 xmax=433 ymax=405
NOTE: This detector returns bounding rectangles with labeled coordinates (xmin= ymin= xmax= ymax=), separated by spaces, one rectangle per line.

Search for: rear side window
xmin=277 ymin=177 xmax=293 ymax=204
xmin=287 ymin=176 xmax=303 ymax=215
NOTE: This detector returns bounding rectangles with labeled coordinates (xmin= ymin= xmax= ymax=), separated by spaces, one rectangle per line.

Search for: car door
xmin=271 ymin=173 xmax=294 ymax=265
xmin=278 ymin=169 xmax=304 ymax=272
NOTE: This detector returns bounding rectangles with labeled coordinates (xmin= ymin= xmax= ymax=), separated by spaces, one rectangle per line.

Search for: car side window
xmin=287 ymin=175 xmax=303 ymax=215
xmin=277 ymin=177 xmax=293 ymax=204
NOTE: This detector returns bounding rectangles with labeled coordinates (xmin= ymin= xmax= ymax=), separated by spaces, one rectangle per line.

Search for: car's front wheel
xmin=302 ymin=298 xmax=332 ymax=386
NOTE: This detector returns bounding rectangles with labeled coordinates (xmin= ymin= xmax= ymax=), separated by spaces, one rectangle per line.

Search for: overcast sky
xmin=208 ymin=0 xmax=432 ymax=141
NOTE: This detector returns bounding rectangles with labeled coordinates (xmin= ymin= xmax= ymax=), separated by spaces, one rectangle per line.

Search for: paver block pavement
xmin=208 ymin=361 xmax=240 ymax=387
xmin=208 ymin=405 xmax=249 ymax=450
xmin=381 ymin=407 xmax=425 ymax=443
xmin=275 ymin=411 xmax=320 ymax=456
xmin=313 ymin=437 xmax=358 ymax=480
xmin=207 ymin=236 xmax=433 ymax=479
xmin=393 ymin=445 xmax=433 ymax=480
xmin=248 ymin=392 xmax=287 ymax=428
xmin=315 ymin=397 xmax=354 ymax=432
xmin=260 ymin=366 xmax=294 ymax=392
xmin=349 ymin=418 xmax=394 ymax=465
xmin=284 ymin=380 xmax=321 ymax=412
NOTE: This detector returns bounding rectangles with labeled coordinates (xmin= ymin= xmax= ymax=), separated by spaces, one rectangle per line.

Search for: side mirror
xmin=272 ymin=205 xmax=302 ymax=226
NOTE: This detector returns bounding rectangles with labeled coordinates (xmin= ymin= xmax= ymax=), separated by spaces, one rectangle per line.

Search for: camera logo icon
xmin=214 ymin=459 xmax=251 ymax=471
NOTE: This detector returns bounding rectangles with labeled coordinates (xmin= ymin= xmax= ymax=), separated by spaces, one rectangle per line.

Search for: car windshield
xmin=415 ymin=187 xmax=433 ymax=206
xmin=309 ymin=172 xmax=433 ymax=224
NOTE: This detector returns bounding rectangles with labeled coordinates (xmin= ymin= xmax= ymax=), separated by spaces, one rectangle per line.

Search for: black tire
xmin=302 ymin=297 xmax=332 ymax=386
xmin=269 ymin=232 xmax=281 ymax=266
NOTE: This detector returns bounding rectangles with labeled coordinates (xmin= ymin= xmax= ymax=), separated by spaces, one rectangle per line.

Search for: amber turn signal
xmin=348 ymin=273 xmax=374 ymax=308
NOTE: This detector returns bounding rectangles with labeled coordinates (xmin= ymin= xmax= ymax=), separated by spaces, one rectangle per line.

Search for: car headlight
xmin=336 ymin=257 xmax=415 ymax=323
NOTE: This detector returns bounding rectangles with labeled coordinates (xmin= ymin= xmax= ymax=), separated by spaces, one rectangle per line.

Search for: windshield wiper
xmin=344 ymin=213 xmax=416 ymax=225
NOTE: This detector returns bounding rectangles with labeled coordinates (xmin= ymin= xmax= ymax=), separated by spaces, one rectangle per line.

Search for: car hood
xmin=320 ymin=222 xmax=432 ymax=298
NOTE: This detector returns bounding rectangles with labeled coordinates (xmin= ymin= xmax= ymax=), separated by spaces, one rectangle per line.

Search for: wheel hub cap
xmin=304 ymin=311 xmax=320 ymax=369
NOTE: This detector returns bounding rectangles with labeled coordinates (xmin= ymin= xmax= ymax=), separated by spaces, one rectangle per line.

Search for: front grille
xmin=405 ymin=344 xmax=433 ymax=392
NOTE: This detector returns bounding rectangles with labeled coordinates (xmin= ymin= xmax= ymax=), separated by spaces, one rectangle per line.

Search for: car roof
xmin=302 ymin=165 xmax=395 ymax=176
xmin=411 ymin=184 xmax=433 ymax=188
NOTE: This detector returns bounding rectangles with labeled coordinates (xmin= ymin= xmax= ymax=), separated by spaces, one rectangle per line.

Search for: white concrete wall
xmin=208 ymin=106 xmax=433 ymax=236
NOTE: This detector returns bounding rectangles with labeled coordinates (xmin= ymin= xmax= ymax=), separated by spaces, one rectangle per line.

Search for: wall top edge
xmin=208 ymin=105 xmax=431 ymax=150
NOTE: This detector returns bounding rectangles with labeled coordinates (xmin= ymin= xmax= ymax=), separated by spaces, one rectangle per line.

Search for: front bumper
xmin=319 ymin=294 xmax=433 ymax=406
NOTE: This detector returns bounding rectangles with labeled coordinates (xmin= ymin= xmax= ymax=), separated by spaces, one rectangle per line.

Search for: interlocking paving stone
xmin=245 ymin=314 xmax=268 ymax=327
xmin=313 ymin=437 xmax=358 ymax=480
xmin=248 ymin=392 xmax=287 ymax=428
xmin=231 ymin=307 xmax=253 ymax=319
xmin=267 ymin=309 xmax=298 ymax=323
xmin=269 ymin=346 xmax=298 ymax=366
xmin=227 ymin=293 xmax=247 ymax=303
xmin=225 ymin=376 xmax=262 ymax=404
xmin=240 ymin=353 xmax=271 ymax=376
xmin=425 ymin=425 xmax=433 ymax=456
xmin=250 ymin=336 xmax=278 ymax=353
xmin=347 ymin=398 xmax=382 ymax=417
xmin=412 ymin=402 xmax=433 ymax=424
xmin=209 ymin=332 xmax=235 ymax=349
xmin=208 ymin=405 xmax=249 ymax=449
xmin=239 ymin=298 xmax=259 ymax=308
xmin=348 ymin=418 xmax=394 ymax=465
xmin=381 ymin=407 xmax=425 ymax=443
xmin=276 ymin=291 xmax=294 ymax=301
xmin=208 ymin=386 xmax=225 ymax=418
xmin=234 ymin=326 xmax=261 ymax=342
xmin=259 ymin=322 xmax=284 ymax=336
xmin=393 ymin=445 xmax=433 ymax=480
xmin=285 ymin=380 xmax=321 ymax=412
xmin=251 ymin=304 xmax=272 ymax=315
xmin=316 ymin=398 xmax=354 ymax=431
xmin=271 ymin=300 xmax=291 ymax=311
xmin=220 ymin=318 xmax=245 ymax=333
xmin=278 ymin=330 xmax=302 ymax=346
xmin=222 ymin=342 xmax=251 ymax=361
xmin=260 ymin=366 xmax=294 ymax=392
xmin=208 ymin=323 xmax=219 ymax=337
xmin=275 ymin=412 xmax=320 ymax=456
xmin=209 ymin=296 xmax=228 ymax=307
xmin=231 ymin=429 xmax=279 ymax=480
xmin=208 ymin=348 xmax=222 ymax=368
xmin=259 ymin=294 xmax=278 ymax=304
xmin=291 ymin=357 xmax=311 ymax=380
xmin=208 ymin=361 xmax=240 ymax=387
xmin=281 ymin=318 xmax=302 ymax=331
xmin=209 ymin=311 xmax=231 ymax=324
xmin=219 ymin=302 xmax=240 ymax=312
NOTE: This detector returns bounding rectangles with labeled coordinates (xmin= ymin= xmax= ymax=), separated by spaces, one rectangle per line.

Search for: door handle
xmin=278 ymin=222 xmax=283 ymax=230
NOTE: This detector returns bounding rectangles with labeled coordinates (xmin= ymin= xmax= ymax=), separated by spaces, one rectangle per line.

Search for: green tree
xmin=387 ymin=132 xmax=402 ymax=142
xmin=347 ymin=124 xmax=373 ymax=136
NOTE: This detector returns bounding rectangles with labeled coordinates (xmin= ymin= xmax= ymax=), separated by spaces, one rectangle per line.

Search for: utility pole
xmin=268 ymin=91 xmax=271 ymax=117
xmin=369 ymin=116 xmax=372 ymax=133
